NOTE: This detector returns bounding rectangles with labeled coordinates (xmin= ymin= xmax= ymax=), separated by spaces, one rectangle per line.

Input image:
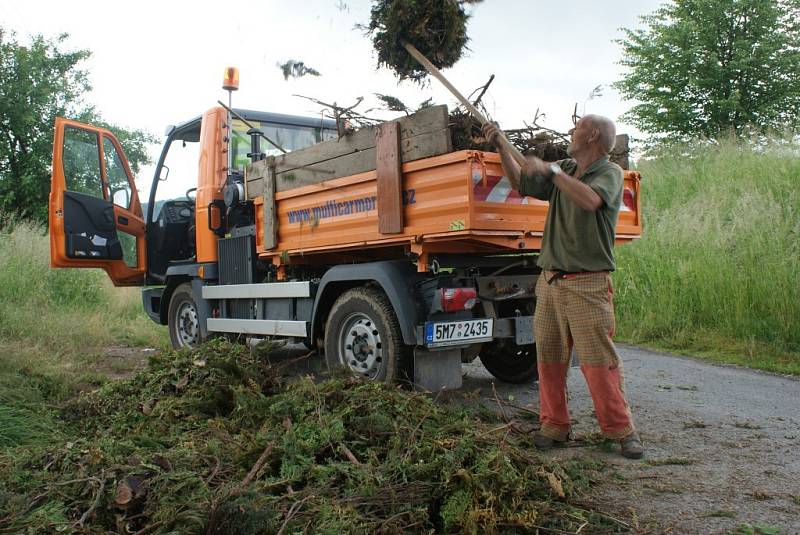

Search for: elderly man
xmin=483 ymin=116 xmax=643 ymax=459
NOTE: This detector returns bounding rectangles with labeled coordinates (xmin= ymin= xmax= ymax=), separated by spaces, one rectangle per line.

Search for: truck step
xmin=202 ymin=281 xmax=311 ymax=299
xmin=206 ymin=318 xmax=307 ymax=337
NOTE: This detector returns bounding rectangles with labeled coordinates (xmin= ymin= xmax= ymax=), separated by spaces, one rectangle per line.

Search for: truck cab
xmin=144 ymin=109 xmax=339 ymax=285
xmin=50 ymin=107 xmax=339 ymax=283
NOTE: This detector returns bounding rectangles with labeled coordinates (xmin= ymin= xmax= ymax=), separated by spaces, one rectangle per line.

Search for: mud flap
xmin=413 ymin=347 xmax=462 ymax=391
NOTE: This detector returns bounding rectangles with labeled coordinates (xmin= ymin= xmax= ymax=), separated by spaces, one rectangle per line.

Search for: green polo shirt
xmin=519 ymin=156 xmax=623 ymax=272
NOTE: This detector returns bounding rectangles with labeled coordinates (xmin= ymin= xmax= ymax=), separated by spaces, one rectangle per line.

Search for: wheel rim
xmin=338 ymin=312 xmax=383 ymax=379
xmin=174 ymin=300 xmax=199 ymax=347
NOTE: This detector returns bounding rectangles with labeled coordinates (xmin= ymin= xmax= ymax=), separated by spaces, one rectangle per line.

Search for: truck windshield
xmin=230 ymin=119 xmax=338 ymax=172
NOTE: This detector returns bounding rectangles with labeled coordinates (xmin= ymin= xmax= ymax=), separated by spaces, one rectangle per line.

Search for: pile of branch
xmin=0 ymin=340 xmax=628 ymax=534
xmin=449 ymin=106 xmax=570 ymax=161
xmin=365 ymin=0 xmax=483 ymax=84
xmin=296 ymin=76 xmax=571 ymax=162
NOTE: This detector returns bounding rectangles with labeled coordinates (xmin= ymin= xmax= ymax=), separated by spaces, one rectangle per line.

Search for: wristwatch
xmin=545 ymin=163 xmax=560 ymax=180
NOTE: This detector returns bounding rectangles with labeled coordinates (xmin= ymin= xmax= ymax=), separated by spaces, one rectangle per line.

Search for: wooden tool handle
xmin=402 ymin=41 xmax=526 ymax=166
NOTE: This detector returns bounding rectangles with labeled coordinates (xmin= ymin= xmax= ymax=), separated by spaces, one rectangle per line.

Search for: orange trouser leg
xmin=581 ymin=364 xmax=634 ymax=439
xmin=537 ymin=362 xmax=571 ymax=440
xmin=565 ymin=272 xmax=635 ymax=440
xmin=534 ymin=274 xmax=573 ymax=441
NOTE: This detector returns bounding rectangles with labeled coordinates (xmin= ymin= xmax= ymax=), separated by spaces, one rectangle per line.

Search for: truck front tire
xmin=479 ymin=340 xmax=539 ymax=384
xmin=168 ymin=283 xmax=204 ymax=349
xmin=324 ymin=287 xmax=404 ymax=383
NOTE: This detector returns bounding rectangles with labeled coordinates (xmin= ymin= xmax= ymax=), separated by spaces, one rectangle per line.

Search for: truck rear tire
xmin=168 ymin=283 xmax=205 ymax=349
xmin=479 ymin=340 xmax=539 ymax=384
xmin=324 ymin=287 xmax=404 ymax=383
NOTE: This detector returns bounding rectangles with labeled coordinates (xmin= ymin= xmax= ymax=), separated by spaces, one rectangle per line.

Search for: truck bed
xmin=250 ymin=150 xmax=641 ymax=271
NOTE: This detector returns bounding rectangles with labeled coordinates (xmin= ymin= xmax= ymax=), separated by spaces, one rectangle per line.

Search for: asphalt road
xmin=274 ymin=343 xmax=800 ymax=533
xmin=463 ymin=345 xmax=800 ymax=534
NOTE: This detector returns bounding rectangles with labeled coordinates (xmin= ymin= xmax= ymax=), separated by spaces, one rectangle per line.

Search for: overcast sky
xmin=2 ymin=0 xmax=664 ymax=187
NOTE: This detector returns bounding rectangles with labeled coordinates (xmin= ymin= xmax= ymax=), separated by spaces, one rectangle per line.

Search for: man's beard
xmin=567 ymin=142 xmax=575 ymax=157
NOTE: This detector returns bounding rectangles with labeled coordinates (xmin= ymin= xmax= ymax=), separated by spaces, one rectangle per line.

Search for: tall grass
xmin=613 ymin=139 xmax=800 ymax=373
xmin=0 ymin=220 xmax=167 ymax=398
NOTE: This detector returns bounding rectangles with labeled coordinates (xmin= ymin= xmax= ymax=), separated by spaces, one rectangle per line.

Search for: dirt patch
xmin=94 ymin=346 xmax=157 ymax=380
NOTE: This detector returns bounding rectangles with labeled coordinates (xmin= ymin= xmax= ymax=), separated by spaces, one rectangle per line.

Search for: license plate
xmin=425 ymin=318 xmax=493 ymax=347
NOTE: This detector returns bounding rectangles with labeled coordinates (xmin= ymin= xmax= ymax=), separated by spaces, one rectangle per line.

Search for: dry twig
xmin=77 ymin=471 xmax=105 ymax=528
xmin=240 ymin=442 xmax=275 ymax=489
xmin=276 ymin=495 xmax=313 ymax=535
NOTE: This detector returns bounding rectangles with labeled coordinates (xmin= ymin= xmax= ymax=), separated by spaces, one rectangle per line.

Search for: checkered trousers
xmin=534 ymin=271 xmax=635 ymax=440
xmin=534 ymin=271 xmax=618 ymax=367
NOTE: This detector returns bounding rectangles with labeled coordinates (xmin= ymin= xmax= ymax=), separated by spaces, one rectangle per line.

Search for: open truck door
xmin=49 ymin=118 xmax=146 ymax=286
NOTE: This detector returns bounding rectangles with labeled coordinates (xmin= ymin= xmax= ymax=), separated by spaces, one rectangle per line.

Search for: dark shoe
xmin=620 ymin=432 xmax=644 ymax=459
xmin=533 ymin=432 xmax=566 ymax=450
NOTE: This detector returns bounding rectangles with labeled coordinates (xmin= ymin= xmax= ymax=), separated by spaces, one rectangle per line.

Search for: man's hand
xmin=521 ymin=155 xmax=548 ymax=179
xmin=481 ymin=122 xmax=502 ymax=148
xmin=481 ymin=122 xmax=522 ymax=191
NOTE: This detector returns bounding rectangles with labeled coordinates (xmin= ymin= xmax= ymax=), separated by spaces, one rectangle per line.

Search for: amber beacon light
xmin=222 ymin=67 xmax=239 ymax=91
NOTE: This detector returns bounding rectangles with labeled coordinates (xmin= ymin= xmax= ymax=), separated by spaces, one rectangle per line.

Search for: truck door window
xmin=63 ymin=126 xmax=103 ymax=198
xmin=102 ymin=136 xmax=133 ymax=209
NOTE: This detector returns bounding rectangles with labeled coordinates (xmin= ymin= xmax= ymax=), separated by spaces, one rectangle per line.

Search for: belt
xmin=545 ymin=270 xmax=608 ymax=284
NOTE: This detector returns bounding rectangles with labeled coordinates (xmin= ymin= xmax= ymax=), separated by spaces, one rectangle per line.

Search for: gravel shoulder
xmin=463 ymin=344 xmax=800 ymax=534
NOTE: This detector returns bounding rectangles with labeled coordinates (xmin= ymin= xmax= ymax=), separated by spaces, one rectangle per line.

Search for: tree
xmin=0 ymin=29 xmax=155 ymax=223
xmin=613 ymin=0 xmax=800 ymax=142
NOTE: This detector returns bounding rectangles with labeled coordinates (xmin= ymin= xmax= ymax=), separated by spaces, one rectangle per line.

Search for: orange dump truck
xmin=49 ymin=101 xmax=641 ymax=391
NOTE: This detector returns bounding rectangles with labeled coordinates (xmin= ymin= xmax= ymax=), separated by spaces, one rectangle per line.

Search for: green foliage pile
xmin=0 ymin=341 xmax=622 ymax=534
xmin=366 ymin=0 xmax=482 ymax=84
xmin=614 ymin=138 xmax=800 ymax=373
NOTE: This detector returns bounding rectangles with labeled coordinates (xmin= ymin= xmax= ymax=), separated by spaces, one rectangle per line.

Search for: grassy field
xmin=613 ymin=139 xmax=800 ymax=374
xmin=0 ymin=220 xmax=167 ymax=373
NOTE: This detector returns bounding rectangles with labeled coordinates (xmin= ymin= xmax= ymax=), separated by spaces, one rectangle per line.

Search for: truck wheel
xmin=168 ymin=283 xmax=204 ymax=349
xmin=479 ymin=340 xmax=539 ymax=384
xmin=324 ymin=287 xmax=403 ymax=383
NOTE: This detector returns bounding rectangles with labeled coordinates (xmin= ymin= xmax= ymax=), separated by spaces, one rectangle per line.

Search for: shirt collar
xmin=581 ymin=155 xmax=611 ymax=178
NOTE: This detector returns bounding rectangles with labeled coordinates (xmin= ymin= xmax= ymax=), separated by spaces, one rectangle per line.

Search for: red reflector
xmin=439 ymin=288 xmax=478 ymax=312
xmin=622 ymin=188 xmax=635 ymax=212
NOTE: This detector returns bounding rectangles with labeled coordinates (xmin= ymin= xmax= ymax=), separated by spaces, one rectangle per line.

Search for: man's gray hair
xmin=584 ymin=114 xmax=616 ymax=153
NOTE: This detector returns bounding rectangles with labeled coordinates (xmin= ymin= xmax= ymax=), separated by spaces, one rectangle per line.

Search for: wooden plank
xmin=268 ymin=129 xmax=450 ymax=192
xmin=611 ymin=134 xmax=630 ymax=170
xmin=245 ymin=158 xmax=270 ymax=199
xmin=376 ymin=121 xmax=403 ymax=234
xmin=275 ymin=104 xmax=447 ymax=172
xmin=247 ymin=159 xmax=277 ymax=248
xmin=263 ymin=163 xmax=277 ymax=249
xmin=245 ymin=105 xmax=451 ymax=197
